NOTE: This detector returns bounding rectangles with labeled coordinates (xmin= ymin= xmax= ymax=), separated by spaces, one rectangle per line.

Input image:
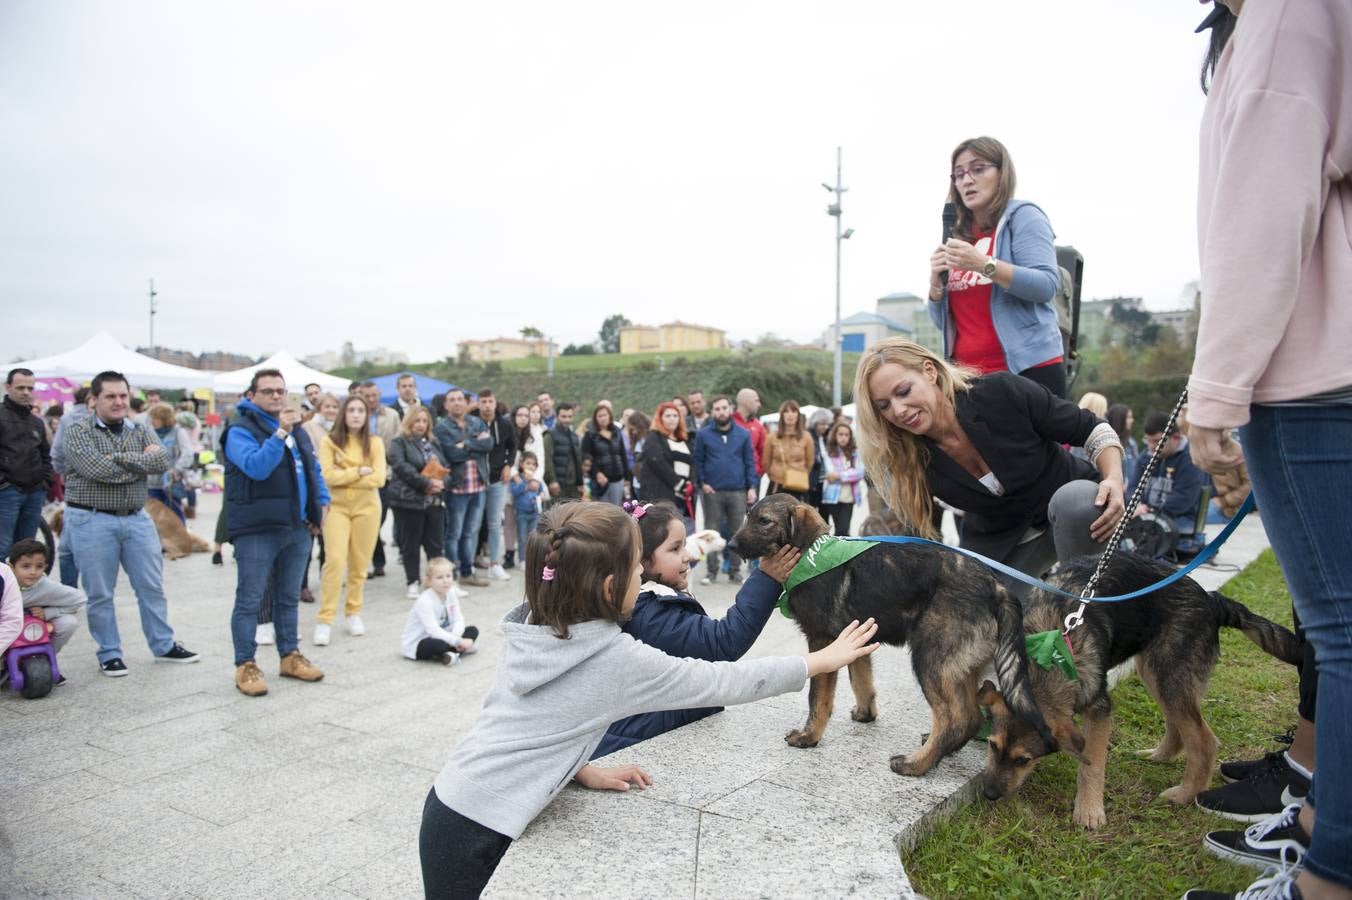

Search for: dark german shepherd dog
xmin=978 ymin=552 xmax=1300 ymax=829
xmin=729 ymin=494 xmax=1050 ymax=776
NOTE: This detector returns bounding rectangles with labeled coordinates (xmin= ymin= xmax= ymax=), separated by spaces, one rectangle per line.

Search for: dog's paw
xmin=1072 ymin=805 xmax=1106 ymax=830
xmin=1158 ymin=785 xmax=1196 ymax=805
xmin=888 ymin=753 xmax=930 ymax=777
xmin=1135 ymin=745 xmax=1179 ymax=762
xmin=850 ymin=702 xmax=878 ymax=723
xmin=784 ymin=729 xmax=819 ymax=749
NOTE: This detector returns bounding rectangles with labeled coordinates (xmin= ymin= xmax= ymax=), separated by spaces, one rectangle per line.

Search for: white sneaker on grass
xmin=346 ymin=615 xmax=365 ymax=636
xmin=256 ymin=623 xmax=275 ymax=645
xmin=313 ymin=623 xmax=331 ymax=646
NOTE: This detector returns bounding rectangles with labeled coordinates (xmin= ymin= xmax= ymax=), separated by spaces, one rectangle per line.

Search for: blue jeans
xmin=58 ymin=535 xmax=79 ymax=588
xmin=515 ymin=508 xmax=540 ymax=557
xmin=0 ymin=484 xmax=45 ymax=562
xmin=63 ymin=507 xmax=176 ymax=663
xmin=444 ymin=490 xmax=486 ymax=577
xmin=1241 ymin=403 xmax=1352 ymax=888
xmin=483 ymin=481 xmax=508 ymax=564
xmin=231 ymin=526 xmax=311 ymax=665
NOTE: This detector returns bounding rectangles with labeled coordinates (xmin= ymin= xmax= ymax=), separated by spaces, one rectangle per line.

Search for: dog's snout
xmin=982 ymin=782 xmax=1003 ymax=802
xmin=726 ymin=536 xmax=741 ymax=554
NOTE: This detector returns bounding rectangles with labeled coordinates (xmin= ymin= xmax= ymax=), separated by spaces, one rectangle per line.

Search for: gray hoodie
xmin=434 ymin=602 xmax=807 ymax=839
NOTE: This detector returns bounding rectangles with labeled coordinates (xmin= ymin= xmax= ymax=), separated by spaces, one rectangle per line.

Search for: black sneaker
xmin=156 ymin=643 xmax=201 ymax=664
xmin=55 ymin=674 xmax=67 ymax=686
xmin=503 ymin=551 xmax=515 ymax=570
xmin=1195 ymin=766 xmax=1310 ymax=822
xmin=1183 ymin=861 xmax=1304 ymax=899
xmin=100 ymin=658 xmax=130 ymax=677
xmin=1222 ymin=750 xmax=1292 ymax=785
xmin=1204 ymin=803 xmax=1309 ymax=870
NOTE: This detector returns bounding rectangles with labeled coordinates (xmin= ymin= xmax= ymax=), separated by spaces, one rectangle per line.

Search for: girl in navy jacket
xmin=592 ymin=502 xmax=801 ymax=758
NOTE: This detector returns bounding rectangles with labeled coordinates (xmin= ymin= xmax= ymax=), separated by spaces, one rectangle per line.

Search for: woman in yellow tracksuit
xmin=315 ymin=394 xmax=386 ymax=645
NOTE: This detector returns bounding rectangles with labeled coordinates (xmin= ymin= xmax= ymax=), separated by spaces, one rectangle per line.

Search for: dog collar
xmin=777 ymin=534 xmax=879 ymax=618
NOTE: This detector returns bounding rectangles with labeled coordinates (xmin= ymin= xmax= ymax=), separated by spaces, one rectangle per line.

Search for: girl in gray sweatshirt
xmin=418 ymin=501 xmax=878 ymax=898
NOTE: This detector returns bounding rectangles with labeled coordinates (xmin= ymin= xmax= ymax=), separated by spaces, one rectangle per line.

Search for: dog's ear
xmin=1051 ymin=718 xmax=1088 ymax=763
xmin=789 ymin=503 xmax=827 ymax=550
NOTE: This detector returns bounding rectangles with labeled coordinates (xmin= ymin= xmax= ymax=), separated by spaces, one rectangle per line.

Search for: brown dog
xmin=729 ymin=494 xmax=1050 ymax=776
xmin=145 ymin=497 xmax=211 ymax=559
xmin=978 ymin=552 xmax=1300 ymax=829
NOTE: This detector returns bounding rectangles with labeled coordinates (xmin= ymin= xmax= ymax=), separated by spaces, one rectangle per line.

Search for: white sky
xmin=1 ymin=1 xmax=1214 ymax=364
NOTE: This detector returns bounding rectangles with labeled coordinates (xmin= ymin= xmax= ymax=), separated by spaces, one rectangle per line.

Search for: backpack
xmin=1054 ymin=245 xmax=1084 ymax=388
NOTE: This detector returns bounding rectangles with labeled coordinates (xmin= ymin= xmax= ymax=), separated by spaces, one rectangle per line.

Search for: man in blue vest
xmin=224 ymin=369 xmax=329 ymax=697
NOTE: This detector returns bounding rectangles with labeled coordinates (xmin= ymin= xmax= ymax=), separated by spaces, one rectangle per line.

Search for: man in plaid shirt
xmin=62 ymin=370 xmax=199 ymax=677
xmin=434 ymin=388 xmax=492 ymax=588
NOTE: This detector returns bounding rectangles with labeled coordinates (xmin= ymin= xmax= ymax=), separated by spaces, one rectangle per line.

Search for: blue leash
xmin=844 ymin=492 xmax=1255 ymax=603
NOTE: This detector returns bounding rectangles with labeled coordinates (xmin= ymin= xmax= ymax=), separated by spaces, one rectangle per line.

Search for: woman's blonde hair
xmin=147 ymin=402 xmax=176 ymax=428
xmin=422 ymin=556 xmax=455 ymax=587
xmin=399 ymin=404 xmax=433 ymax=438
xmin=852 ymin=338 xmax=977 ymax=539
xmin=947 ymin=136 xmax=1018 ymax=239
xmin=1076 ymin=392 xmax=1108 ymax=418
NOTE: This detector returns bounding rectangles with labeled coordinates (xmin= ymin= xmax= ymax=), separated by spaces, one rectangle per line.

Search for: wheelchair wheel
xmin=1122 ymin=513 xmax=1177 ymax=561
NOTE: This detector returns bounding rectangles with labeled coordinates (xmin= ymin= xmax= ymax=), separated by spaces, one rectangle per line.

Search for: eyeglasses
xmin=254 ymin=388 xmax=287 ymax=397
xmin=950 ymin=162 xmax=998 ymax=183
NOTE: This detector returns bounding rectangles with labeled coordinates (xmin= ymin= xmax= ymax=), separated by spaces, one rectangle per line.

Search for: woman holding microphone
xmin=928 ymin=136 xmax=1068 ymax=399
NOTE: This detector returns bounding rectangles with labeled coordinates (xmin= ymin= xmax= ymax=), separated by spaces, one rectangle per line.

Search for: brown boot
xmin=279 ymin=651 xmax=324 ymax=682
xmin=184 ymin=506 xmax=196 ymax=519
xmin=235 ymin=660 xmax=269 ymax=697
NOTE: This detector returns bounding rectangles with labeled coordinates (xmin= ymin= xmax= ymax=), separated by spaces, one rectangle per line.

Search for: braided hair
xmin=524 ymin=501 xmax=640 ymax=639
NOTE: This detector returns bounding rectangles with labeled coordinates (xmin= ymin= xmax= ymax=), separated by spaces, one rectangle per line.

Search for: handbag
xmin=778 ymin=440 xmax=809 ymax=493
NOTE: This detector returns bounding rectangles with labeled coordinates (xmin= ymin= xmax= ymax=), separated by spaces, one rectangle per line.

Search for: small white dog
xmin=685 ymin=529 xmax=726 ymax=563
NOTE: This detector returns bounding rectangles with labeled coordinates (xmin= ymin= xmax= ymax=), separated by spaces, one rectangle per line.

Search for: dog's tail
xmin=993 ymin=590 xmax=1053 ymax=744
xmin=1211 ymin=592 xmax=1302 ymax=665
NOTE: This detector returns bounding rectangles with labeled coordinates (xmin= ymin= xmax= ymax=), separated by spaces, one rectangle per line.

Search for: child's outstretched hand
xmin=574 ymin=763 xmax=652 ymax=792
xmin=805 ymin=618 xmax=880 ymax=677
xmin=759 ymin=544 xmax=802 ymax=584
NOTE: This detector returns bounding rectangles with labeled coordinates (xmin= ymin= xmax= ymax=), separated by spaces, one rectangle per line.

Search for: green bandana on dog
xmin=1025 ymin=629 xmax=1077 ymax=681
xmin=777 ymin=534 xmax=879 ymax=618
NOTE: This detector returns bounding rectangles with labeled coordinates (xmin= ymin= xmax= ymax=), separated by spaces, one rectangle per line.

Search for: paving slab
xmin=0 ymin=492 xmax=1270 ymax=898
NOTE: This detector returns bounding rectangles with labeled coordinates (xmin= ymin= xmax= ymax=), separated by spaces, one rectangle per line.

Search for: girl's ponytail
xmin=524 ymin=503 xmax=640 ymax=639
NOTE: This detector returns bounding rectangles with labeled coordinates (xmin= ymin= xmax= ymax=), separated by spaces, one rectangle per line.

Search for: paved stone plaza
xmin=1 ymin=492 xmax=1270 ymax=898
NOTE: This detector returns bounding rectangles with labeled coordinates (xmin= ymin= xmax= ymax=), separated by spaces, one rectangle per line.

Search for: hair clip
xmin=541 ymin=566 xmax=556 ymax=582
xmin=624 ymin=501 xmax=651 ymax=520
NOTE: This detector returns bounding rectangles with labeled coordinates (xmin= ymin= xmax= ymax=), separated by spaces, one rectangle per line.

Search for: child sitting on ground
xmin=593 ymin=501 xmax=801 ymax=758
xmin=418 ymin=501 xmax=878 ymax=897
xmin=8 ymin=539 xmax=86 ymax=659
xmin=509 ymin=451 xmax=549 ymax=551
xmin=400 ymin=557 xmax=478 ymax=666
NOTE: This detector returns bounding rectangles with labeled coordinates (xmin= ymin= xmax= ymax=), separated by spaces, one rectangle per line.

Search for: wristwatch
xmin=981 ymin=257 xmax=998 ymax=278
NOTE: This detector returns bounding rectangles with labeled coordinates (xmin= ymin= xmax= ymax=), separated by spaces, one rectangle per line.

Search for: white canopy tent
xmin=210 ymin=351 xmax=349 ymax=395
xmin=8 ymin=331 xmax=218 ymax=390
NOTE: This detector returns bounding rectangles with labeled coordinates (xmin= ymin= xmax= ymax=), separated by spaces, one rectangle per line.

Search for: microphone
xmin=938 ymin=202 xmax=957 ymax=289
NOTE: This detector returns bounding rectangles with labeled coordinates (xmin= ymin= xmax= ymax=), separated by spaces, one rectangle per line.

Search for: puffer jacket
xmin=386 ymin=434 xmax=448 ymax=510
xmin=581 ymin=427 xmax=629 ymax=486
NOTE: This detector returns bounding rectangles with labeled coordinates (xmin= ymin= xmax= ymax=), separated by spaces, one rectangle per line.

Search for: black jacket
xmin=473 ymin=411 xmax=516 ymax=484
xmin=0 ymin=397 xmax=54 ymax=491
xmin=581 ymin=426 xmax=629 ymax=486
xmin=386 ymin=434 xmax=449 ymax=510
xmin=924 ymin=372 xmax=1100 ymax=559
xmin=637 ymin=431 xmax=695 ymax=515
xmin=552 ymin=423 xmax=583 ymax=488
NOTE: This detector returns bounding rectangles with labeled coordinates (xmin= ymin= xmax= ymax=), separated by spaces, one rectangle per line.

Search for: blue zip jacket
xmin=592 ymin=569 xmax=781 ymax=758
xmin=692 ymin=420 xmax=757 ymax=491
xmin=929 ymin=199 xmax=1064 ymax=374
xmin=224 ymin=399 xmax=330 ymax=531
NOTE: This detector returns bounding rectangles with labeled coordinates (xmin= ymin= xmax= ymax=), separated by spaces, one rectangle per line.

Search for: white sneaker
xmin=489 ymin=564 xmax=509 ymax=581
xmin=406 ymin=583 xmax=420 ymax=599
xmin=312 ymin=623 xmax=331 ymax=646
xmin=455 ymin=586 xmax=470 ymax=599
xmin=346 ymin=615 xmax=366 ymax=636
xmin=255 ymin=623 xmax=275 ymax=645
xmin=441 ymin=652 xmax=459 ymax=666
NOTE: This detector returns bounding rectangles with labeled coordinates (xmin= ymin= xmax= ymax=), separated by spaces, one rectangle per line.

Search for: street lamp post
xmin=823 ymin=148 xmax=854 ymax=408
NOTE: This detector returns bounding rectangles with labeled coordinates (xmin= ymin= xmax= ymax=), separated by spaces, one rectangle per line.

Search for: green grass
xmin=906 ymin=551 xmax=1298 ymax=900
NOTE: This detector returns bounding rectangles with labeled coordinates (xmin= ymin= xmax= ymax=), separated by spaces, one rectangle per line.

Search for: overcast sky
xmin=2 ymin=1 xmax=1214 ymax=366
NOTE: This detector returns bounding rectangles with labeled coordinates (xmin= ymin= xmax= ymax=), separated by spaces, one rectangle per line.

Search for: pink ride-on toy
xmin=3 ymin=613 xmax=61 ymax=699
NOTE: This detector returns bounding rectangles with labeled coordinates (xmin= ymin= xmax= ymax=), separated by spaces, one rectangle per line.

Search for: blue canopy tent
xmin=371 ymin=372 xmax=461 ymax=406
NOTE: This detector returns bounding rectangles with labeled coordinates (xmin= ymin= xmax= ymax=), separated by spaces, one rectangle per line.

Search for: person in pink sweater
xmin=1184 ymin=2 xmax=1352 ymax=899
xmin=0 ymin=562 xmax=22 ymax=652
